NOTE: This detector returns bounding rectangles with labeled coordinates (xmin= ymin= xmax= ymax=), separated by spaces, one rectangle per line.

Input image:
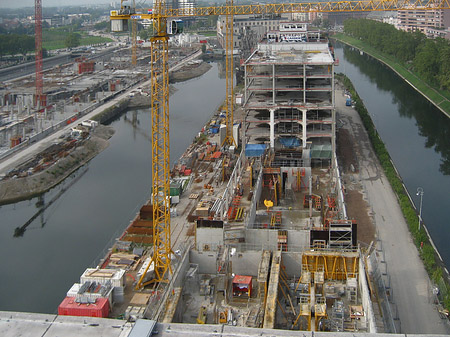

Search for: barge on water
xmin=58 ymin=24 xmax=379 ymax=333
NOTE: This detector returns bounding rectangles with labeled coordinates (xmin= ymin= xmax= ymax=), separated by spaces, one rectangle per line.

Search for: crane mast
xmin=135 ymin=0 xmax=172 ymax=288
xmin=35 ymin=0 xmax=44 ymax=108
xmin=223 ymin=0 xmax=235 ymax=147
xmin=132 ymin=0 xmax=137 ymax=66
xmin=111 ymin=0 xmax=450 ymax=289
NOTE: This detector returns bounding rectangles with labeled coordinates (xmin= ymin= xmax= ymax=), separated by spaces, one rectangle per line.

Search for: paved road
xmin=336 ymin=85 xmax=450 ymax=334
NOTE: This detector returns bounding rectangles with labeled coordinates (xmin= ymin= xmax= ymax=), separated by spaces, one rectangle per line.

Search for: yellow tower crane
xmin=111 ymin=0 xmax=450 ymax=288
xmin=224 ymin=0 xmax=236 ymax=147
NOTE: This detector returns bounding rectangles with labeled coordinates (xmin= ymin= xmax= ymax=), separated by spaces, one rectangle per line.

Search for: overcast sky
xmin=0 ymin=0 xmax=112 ymax=9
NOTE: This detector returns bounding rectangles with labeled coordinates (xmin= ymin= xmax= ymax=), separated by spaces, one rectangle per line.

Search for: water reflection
xmin=340 ymin=44 xmax=450 ymax=175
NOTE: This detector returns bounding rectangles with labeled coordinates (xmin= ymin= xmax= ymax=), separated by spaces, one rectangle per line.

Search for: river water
xmin=334 ymin=42 xmax=450 ymax=270
xmin=0 ymin=62 xmax=225 ymax=314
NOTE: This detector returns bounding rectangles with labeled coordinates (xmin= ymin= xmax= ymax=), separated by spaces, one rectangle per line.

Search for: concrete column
xmin=331 ymin=64 xmax=335 ymax=107
xmin=272 ymin=64 xmax=276 ymax=104
xmin=244 ymin=64 xmax=247 ymax=103
xmin=270 ymin=108 xmax=275 ymax=149
xmin=331 ymin=67 xmax=336 ymax=171
xmin=302 ymin=109 xmax=307 ymax=148
xmin=242 ymin=118 xmax=246 ymax=155
xmin=303 ymin=64 xmax=306 ymax=104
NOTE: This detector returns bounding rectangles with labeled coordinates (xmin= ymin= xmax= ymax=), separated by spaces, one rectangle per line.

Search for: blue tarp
xmin=245 ymin=144 xmax=267 ymax=157
xmin=279 ymin=137 xmax=300 ymax=148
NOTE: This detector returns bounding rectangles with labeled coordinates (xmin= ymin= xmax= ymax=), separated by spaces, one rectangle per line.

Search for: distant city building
xmin=172 ymin=0 xmax=196 ymax=12
xmin=51 ymin=15 xmax=63 ymax=27
xmin=397 ymin=7 xmax=445 ymax=37
xmin=366 ymin=11 xmax=399 ymax=28
xmin=216 ymin=14 xmax=292 ymax=51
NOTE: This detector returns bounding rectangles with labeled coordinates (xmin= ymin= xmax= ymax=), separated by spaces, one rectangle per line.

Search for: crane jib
xmin=111 ymin=0 xmax=450 ymax=20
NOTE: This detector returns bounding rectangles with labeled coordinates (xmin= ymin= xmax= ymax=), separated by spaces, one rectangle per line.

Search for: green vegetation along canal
xmin=334 ymin=41 xmax=450 ymax=271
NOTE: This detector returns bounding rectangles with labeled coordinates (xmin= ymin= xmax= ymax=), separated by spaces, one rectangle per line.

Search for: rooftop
xmin=246 ymin=43 xmax=334 ymax=65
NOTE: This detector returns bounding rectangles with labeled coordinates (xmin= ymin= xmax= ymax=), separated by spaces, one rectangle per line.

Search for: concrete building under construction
xmin=98 ymin=24 xmax=377 ymax=334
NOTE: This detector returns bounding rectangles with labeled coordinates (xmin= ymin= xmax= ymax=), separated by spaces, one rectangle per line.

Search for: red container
xmin=184 ymin=169 xmax=192 ymax=176
xmin=58 ymin=297 xmax=110 ymax=318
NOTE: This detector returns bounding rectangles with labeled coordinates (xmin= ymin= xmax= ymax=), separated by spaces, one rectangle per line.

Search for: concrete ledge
xmin=0 ymin=311 xmax=132 ymax=337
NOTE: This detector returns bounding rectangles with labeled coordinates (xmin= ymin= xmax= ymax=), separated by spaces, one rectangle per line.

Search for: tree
xmin=65 ymin=32 xmax=81 ymax=49
xmin=16 ymin=35 xmax=35 ymax=60
xmin=140 ymin=29 xmax=149 ymax=41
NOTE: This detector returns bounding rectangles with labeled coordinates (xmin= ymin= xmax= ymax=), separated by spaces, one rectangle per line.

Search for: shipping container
xmin=170 ymin=181 xmax=182 ymax=196
xmin=58 ymin=297 xmax=110 ymax=318
xmin=80 ymin=268 xmax=125 ymax=288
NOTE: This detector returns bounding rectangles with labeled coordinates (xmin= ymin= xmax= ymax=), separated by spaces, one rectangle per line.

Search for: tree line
xmin=344 ymin=18 xmax=450 ymax=91
xmin=0 ymin=34 xmax=35 ymax=59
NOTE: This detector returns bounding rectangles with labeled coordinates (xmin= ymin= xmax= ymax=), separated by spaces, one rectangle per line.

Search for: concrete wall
xmin=247 ymin=164 xmax=263 ymax=225
xmin=359 ymin=254 xmax=377 ymax=333
xmin=189 ymin=250 xmax=262 ymax=276
xmin=189 ymin=250 xmax=218 ymax=274
xmin=230 ymin=250 xmax=261 ymax=276
xmin=286 ymin=230 xmax=310 ymax=250
xmin=281 ymin=252 xmax=303 ymax=277
xmin=196 ymin=228 xmax=223 ymax=251
xmin=245 ymin=228 xmax=278 ymax=249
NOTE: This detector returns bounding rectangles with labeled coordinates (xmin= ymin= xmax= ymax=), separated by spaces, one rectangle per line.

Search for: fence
xmin=369 ymin=237 xmax=399 ymax=333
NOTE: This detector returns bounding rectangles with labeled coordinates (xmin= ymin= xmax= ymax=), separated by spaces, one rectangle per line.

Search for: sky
xmin=0 ymin=0 xmax=111 ymax=9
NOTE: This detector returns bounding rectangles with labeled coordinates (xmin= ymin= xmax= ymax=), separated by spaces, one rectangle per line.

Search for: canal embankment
xmin=332 ymin=34 xmax=450 ymax=119
xmin=0 ymin=125 xmax=114 ymax=205
xmin=336 ymin=73 xmax=450 ymax=332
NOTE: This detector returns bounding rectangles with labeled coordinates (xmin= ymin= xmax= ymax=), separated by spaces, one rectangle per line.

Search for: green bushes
xmin=337 ymin=73 xmax=448 ymax=308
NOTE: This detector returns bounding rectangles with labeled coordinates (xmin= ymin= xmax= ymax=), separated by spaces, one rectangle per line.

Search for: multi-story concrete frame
xmin=243 ymin=28 xmax=335 ymax=168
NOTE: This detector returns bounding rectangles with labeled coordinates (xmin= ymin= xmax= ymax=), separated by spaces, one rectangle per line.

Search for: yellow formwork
xmin=302 ymin=250 xmax=358 ymax=281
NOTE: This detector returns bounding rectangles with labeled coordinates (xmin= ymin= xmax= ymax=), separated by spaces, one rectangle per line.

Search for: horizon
xmin=0 ymin=0 xmax=113 ymax=9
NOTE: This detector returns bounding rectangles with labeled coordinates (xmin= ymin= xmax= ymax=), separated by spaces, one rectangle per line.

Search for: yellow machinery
xmin=110 ymin=0 xmax=450 ymax=288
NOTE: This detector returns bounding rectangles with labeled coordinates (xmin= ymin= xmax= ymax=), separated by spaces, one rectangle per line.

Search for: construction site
xmin=49 ymin=22 xmax=379 ymax=334
xmin=3 ymin=0 xmax=450 ymax=336
xmin=0 ymin=43 xmax=203 ymax=162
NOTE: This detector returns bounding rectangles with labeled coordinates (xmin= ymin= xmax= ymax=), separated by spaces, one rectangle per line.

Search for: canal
xmin=0 ymin=62 xmax=225 ymax=314
xmin=334 ymin=42 xmax=450 ymax=271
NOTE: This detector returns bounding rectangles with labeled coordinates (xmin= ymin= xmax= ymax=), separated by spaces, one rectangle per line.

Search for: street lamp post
xmin=416 ymin=187 xmax=424 ymax=231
